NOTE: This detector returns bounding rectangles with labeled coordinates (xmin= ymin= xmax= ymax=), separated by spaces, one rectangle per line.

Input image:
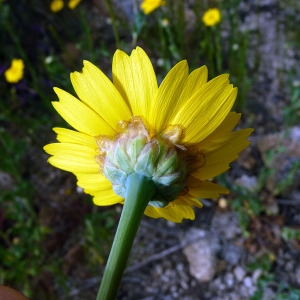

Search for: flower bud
xmin=96 ymin=117 xmax=188 ymax=207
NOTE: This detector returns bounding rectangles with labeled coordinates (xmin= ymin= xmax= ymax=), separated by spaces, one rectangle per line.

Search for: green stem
xmin=96 ymin=173 xmax=156 ymax=300
xmin=104 ymin=0 xmax=121 ymax=49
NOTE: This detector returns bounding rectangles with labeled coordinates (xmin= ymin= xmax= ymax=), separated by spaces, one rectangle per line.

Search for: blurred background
xmin=1 ymin=0 xmax=300 ymax=299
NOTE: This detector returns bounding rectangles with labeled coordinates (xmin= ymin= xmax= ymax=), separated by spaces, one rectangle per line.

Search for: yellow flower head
xmin=4 ymin=59 xmax=25 ymax=83
xmin=202 ymin=8 xmax=221 ymax=27
xmin=161 ymin=18 xmax=169 ymax=27
xmin=68 ymin=0 xmax=81 ymax=10
xmin=44 ymin=47 xmax=253 ymax=223
xmin=50 ymin=0 xmax=64 ymax=12
xmin=141 ymin=0 xmax=165 ymax=14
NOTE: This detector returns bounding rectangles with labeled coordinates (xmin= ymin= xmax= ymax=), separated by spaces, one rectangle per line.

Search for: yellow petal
xmin=171 ymin=65 xmax=208 ymax=113
xmin=196 ymin=162 xmax=231 ymax=180
xmin=68 ymin=0 xmax=81 ymax=9
xmin=112 ymin=47 xmax=158 ymax=120
xmin=192 ymin=128 xmax=253 ymax=180
xmin=149 ymin=60 xmax=189 ymax=132
xmin=141 ymin=0 xmax=164 ymax=14
xmin=200 ymin=112 xmax=241 ymax=144
xmin=44 ymin=143 xmax=99 ymax=173
xmin=76 ymin=172 xmax=112 ymax=191
xmin=76 ymin=173 xmax=123 ymax=205
xmin=48 ymin=156 xmax=99 ymax=173
xmin=53 ymin=127 xmax=96 ymax=148
xmin=172 ymin=74 xmax=237 ymax=144
xmin=53 ymin=88 xmax=115 ymax=136
xmin=187 ymin=177 xmax=229 ymax=198
xmin=205 ymin=129 xmax=253 ymax=162
xmin=50 ymin=0 xmax=64 ymax=12
xmin=44 ymin=142 xmax=96 ymax=156
xmin=93 ymin=189 xmax=123 ymax=206
xmin=71 ymin=61 xmax=132 ymax=128
xmin=179 ymin=195 xmax=203 ymax=208
xmin=144 ymin=198 xmax=195 ymax=222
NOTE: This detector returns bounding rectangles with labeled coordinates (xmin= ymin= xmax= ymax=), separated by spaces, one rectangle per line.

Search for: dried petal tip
xmin=96 ymin=118 xmax=188 ymax=208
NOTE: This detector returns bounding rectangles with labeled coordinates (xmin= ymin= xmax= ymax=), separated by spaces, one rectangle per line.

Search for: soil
xmin=3 ymin=0 xmax=300 ymax=299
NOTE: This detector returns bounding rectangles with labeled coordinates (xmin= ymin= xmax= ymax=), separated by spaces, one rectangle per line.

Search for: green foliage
xmin=0 ymin=129 xmax=117 ymax=297
xmin=0 ymin=131 xmax=49 ymax=297
xmin=219 ymin=142 xmax=300 ymax=237
xmin=1 ymin=0 xmax=300 ymax=297
xmin=251 ymin=274 xmax=300 ymax=300
xmin=82 ymin=209 xmax=118 ymax=268
xmin=0 ymin=1 xmax=113 ymax=296
xmin=284 ymin=73 xmax=300 ymax=126
xmin=247 ymin=254 xmax=300 ymax=300
xmin=281 ymin=227 xmax=300 ymax=241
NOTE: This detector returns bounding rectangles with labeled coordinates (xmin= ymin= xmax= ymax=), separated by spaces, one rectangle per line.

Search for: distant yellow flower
xmin=202 ymin=8 xmax=221 ymax=27
xmin=4 ymin=59 xmax=24 ymax=83
xmin=141 ymin=0 xmax=165 ymax=14
xmin=161 ymin=18 xmax=169 ymax=27
xmin=50 ymin=0 xmax=64 ymax=12
xmin=44 ymin=47 xmax=253 ymax=223
xmin=68 ymin=0 xmax=81 ymax=9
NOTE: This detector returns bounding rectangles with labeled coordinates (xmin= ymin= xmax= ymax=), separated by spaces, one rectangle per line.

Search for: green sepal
xmin=134 ymin=142 xmax=159 ymax=176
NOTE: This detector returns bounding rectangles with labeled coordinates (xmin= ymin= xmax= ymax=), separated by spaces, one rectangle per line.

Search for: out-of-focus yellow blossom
xmin=50 ymin=0 xmax=81 ymax=13
xmin=141 ymin=0 xmax=165 ymax=14
xmin=44 ymin=47 xmax=253 ymax=223
xmin=161 ymin=18 xmax=169 ymax=27
xmin=202 ymin=8 xmax=221 ymax=27
xmin=68 ymin=0 xmax=81 ymax=9
xmin=50 ymin=0 xmax=64 ymax=13
xmin=4 ymin=59 xmax=25 ymax=83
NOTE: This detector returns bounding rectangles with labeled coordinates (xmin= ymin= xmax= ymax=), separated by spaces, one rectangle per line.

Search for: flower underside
xmin=95 ymin=117 xmax=204 ymax=208
xmin=44 ymin=47 xmax=253 ymax=222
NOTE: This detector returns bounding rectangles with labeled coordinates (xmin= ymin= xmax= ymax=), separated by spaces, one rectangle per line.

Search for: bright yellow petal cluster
xmin=202 ymin=8 xmax=221 ymax=27
xmin=4 ymin=59 xmax=25 ymax=83
xmin=141 ymin=0 xmax=165 ymax=14
xmin=44 ymin=47 xmax=253 ymax=223
xmin=68 ymin=0 xmax=81 ymax=9
xmin=50 ymin=0 xmax=81 ymax=12
xmin=50 ymin=0 xmax=64 ymax=12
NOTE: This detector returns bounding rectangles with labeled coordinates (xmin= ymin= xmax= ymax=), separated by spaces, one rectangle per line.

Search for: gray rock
xmin=211 ymin=211 xmax=243 ymax=240
xmin=182 ymin=229 xmax=218 ymax=282
xmin=112 ymin=0 xmax=134 ymax=20
xmin=234 ymin=266 xmax=246 ymax=282
xmin=243 ymin=276 xmax=253 ymax=288
xmin=262 ymin=287 xmax=276 ymax=300
xmin=235 ymin=174 xmax=258 ymax=191
xmin=222 ymin=244 xmax=243 ymax=265
xmin=285 ymin=261 xmax=294 ymax=272
xmin=252 ymin=269 xmax=263 ymax=283
xmin=294 ymin=267 xmax=300 ymax=285
xmin=224 ymin=272 xmax=235 ymax=288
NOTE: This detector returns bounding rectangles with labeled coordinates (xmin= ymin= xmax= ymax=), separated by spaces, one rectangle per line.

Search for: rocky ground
xmin=3 ymin=0 xmax=300 ymax=299
xmin=116 ymin=208 xmax=300 ymax=299
xmin=51 ymin=0 xmax=300 ymax=299
xmin=110 ymin=0 xmax=300 ymax=299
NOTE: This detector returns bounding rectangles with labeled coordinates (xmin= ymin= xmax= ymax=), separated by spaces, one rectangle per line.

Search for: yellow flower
xmin=44 ymin=47 xmax=253 ymax=223
xmin=202 ymin=8 xmax=221 ymax=27
xmin=4 ymin=59 xmax=24 ymax=83
xmin=68 ymin=0 xmax=81 ymax=9
xmin=141 ymin=0 xmax=165 ymax=14
xmin=50 ymin=0 xmax=64 ymax=12
xmin=161 ymin=18 xmax=169 ymax=27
